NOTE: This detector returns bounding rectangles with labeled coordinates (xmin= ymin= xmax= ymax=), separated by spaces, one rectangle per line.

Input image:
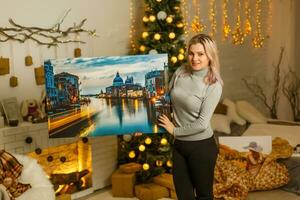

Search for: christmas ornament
xmin=166 ymin=16 xmax=173 ymax=23
xmin=149 ymin=15 xmax=156 ymax=22
xmin=179 ymin=48 xmax=185 ymax=54
xmin=156 ymin=0 xmax=162 ymax=2
xmin=145 ymin=137 xmax=152 ymax=144
xmin=149 ymin=49 xmax=158 ymax=54
xmin=123 ymin=134 xmax=132 ymax=142
xmin=142 ymin=32 xmax=149 ymax=38
xmin=154 ymin=33 xmax=161 ymax=40
xmin=129 ymin=150 xmax=136 ymax=158
xmin=160 ymin=138 xmax=168 ymax=145
xmin=143 ymin=16 xmax=149 ymax=22
xmin=167 ymin=160 xmax=173 ymax=167
xmin=171 ymin=56 xmax=177 ymax=63
xmin=157 ymin=11 xmax=167 ymax=20
xmin=156 ymin=160 xmax=163 ymax=167
xmin=139 ymin=144 xmax=146 ymax=152
xmin=143 ymin=163 xmax=150 ymax=170
xmin=176 ymin=22 xmax=184 ymax=28
xmin=178 ymin=54 xmax=184 ymax=60
xmin=139 ymin=45 xmax=146 ymax=52
xmin=169 ymin=32 xmax=176 ymax=39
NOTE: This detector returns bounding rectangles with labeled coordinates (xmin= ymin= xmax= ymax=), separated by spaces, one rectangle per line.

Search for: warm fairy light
xmin=160 ymin=138 xmax=168 ymax=145
xmin=145 ymin=137 xmax=152 ymax=145
xmin=154 ymin=33 xmax=161 ymax=40
xmin=143 ymin=163 xmax=150 ymax=170
xmin=266 ymin=0 xmax=272 ymax=38
xmin=167 ymin=160 xmax=173 ymax=167
xmin=178 ymin=54 xmax=184 ymax=60
xmin=139 ymin=45 xmax=146 ymax=52
xmin=143 ymin=16 xmax=149 ymax=23
xmin=156 ymin=0 xmax=162 ymax=2
xmin=139 ymin=144 xmax=146 ymax=152
xmin=169 ymin=32 xmax=176 ymax=39
xmin=222 ymin=0 xmax=231 ymax=40
xmin=129 ymin=151 xmax=136 ymax=158
xmin=232 ymin=0 xmax=244 ymax=45
xmin=190 ymin=0 xmax=205 ymax=33
xmin=129 ymin=0 xmax=137 ymax=52
xmin=149 ymin=15 xmax=156 ymax=22
xmin=244 ymin=0 xmax=252 ymax=36
xmin=181 ymin=0 xmax=189 ymax=39
xmin=171 ymin=56 xmax=178 ymax=63
xmin=142 ymin=31 xmax=149 ymax=38
xmin=209 ymin=0 xmax=217 ymax=37
xmin=252 ymin=0 xmax=264 ymax=48
xmin=166 ymin=16 xmax=173 ymax=23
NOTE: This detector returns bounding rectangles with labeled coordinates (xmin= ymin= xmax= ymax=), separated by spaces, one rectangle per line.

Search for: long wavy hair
xmin=184 ymin=33 xmax=224 ymax=86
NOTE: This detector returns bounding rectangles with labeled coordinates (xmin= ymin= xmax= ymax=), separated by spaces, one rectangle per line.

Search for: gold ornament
xmin=139 ymin=144 xmax=146 ymax=152
xmin=145 ymin=137 xmax=152 ymax=145
xmin=160 ymin=138 xmax=168 ymax=145
xmin=167 ymin=160 xmax=173 ymax=167
xmin=128 ymin=151 xmax=136 ymax=158
xmin=176 ymin=22 xmax=184 ymax=28
xmin=143 ymin=163 xmax=150 ymax=170
xmin=143 ymin=16 xmax=149 ymax=23
xmin=169 ymin=32 xmax=176 ymax=39
xmin=156 ymin=160 xmax=163 ymax=167
xmin=149 ymin=15 xmax=156 ymax=22
xmin=154 ymin=33 xmax=161 ymax=40
xmin=139 ymin=45 xmax=146 ymax=52
xmin=166 ymin=16 xmax=173 ymax=23
xmin=142 ymin=32 xmax=149 ymax=38
xmin=179 ymin=48 xmax=185 ymax=54
xmin=156 ymin=0 xmax=162 ymax=2
xmin=170 ymin=56 xmax=177 ymax=64
xmin=178 ymin=54 xmax=184 ymax=60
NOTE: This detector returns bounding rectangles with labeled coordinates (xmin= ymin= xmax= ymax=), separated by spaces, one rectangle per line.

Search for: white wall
xmin=0 ymin=0 xmax=297 ymax=121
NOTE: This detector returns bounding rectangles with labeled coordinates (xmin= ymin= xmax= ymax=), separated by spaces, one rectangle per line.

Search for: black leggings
xmin=172 ymin=136 xmax=218 ymax=200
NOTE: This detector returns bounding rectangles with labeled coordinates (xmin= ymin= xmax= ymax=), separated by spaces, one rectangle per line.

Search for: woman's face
xmin=188 ymin=43 xmax=210 ymax=71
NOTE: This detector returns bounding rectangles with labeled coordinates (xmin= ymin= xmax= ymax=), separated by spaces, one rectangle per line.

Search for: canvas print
xmin=44 ymin=54 xmax=170 ymax=138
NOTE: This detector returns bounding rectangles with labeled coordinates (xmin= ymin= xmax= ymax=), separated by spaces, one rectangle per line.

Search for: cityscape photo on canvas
xmin=44 ymin=54 xmax=170 ymax=138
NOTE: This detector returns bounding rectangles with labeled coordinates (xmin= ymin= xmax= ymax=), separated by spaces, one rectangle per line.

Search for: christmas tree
xmin=118 ymin=0 xmax=186 ymax=183
xmin=133 ymin=0 xmax=186 ymax=73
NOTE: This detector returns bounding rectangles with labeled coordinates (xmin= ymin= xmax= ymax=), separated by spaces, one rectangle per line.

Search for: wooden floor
xmin=77 ymin=187 xmax=299 ymax=200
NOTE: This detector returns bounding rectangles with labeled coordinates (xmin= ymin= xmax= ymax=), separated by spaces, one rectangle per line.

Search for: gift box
xmin=111 ymin=169 xmax=136 ymax=197
xmin=0 ymin=57 xmax=10 ymax=75
xmin=153 ymin=173 xmax=175 ymax=190
xmin=135 ymin=183 xmax=169 ymax=200
xmin=119 ymin=162 xmax=142 ymax=174
xmin=170 ymin=189 xmax=177 ymax=199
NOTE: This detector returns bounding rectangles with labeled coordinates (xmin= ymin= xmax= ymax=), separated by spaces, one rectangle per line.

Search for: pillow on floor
xmin=211 ymin=114 xmax=231 ymax=134
xmin=236 ymin=101 xmax=267 ymax=124
xmin=222 ymin=98 xmax=246 ymax=125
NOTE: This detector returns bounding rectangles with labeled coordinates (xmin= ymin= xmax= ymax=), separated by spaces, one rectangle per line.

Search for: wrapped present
xmin=119 ymin=162 xmax=142 ymax=174
xmin=170 ymin=189 xmax=177 ymax=199
xmin=135 ymin=183 xmax=169 ymax=200
xmin=0 ymin=57 xmax=10 ymax=75
xmin=111 ymin=169 xmax=136 ymax=197
xmin=56 ymin=194 xmax=71 ymax=200
xmin=153 ymin=173 xmax=175 ymax=190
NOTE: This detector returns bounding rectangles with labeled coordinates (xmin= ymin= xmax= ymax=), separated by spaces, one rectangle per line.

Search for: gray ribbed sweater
xmin=170 ymin=66 xmax=222 ymax=141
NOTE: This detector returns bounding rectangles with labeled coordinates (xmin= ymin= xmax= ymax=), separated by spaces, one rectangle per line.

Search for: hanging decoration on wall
xmin=232 ymin=0 xmax=244 ymax=45
xmin=74 ymin=34 xmax=81 ymax=58
xmin=25 ymin=40 xmax=33 ymax=66
xmin=0 ymin=57 xmax=10 ymax=75
xmin=9 ymin=41 xmax=18 ymax=87
xmin=222 ymin=0 xmax=231 ymax=40
xmin=0 ymin=9 xmax=97 ymax=48
xmin=244 ymin=0 xmax=252 ymax=36
xmin=190 ymin=0 xmax=205 ymax=33
xmin=34 ymin=66 xmax=45 ymax=85
xmin=252 ymin=0 xmax=264 ymax=48
xmin=209 ymin=0 xmax=217 ymax=37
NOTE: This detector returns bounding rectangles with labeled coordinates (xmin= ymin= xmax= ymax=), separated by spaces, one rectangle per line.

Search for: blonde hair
xmin=185 ymin=34 xmax=223 ymax=86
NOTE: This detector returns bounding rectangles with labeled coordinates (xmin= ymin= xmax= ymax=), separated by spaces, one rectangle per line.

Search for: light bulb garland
xmin=244 ymin=0 xmax=252 ymax=36
xmin=190 ymin=0 xmax=205 ymax=33
xmin=252 ymin=0 xmax=264 ymax=48
xmin=266 ymin=0 xmax=272 ymax=38
xmin=129 ymin=0 xmax=137 ymax=52
xmin=222 ymin=0 xmax=231 ymax=40
xmin=232 ymin=0 xmax=244 ymax=45
xmin=181 ymin=0 xmax=189 ymax=39
xmin=209 ymin=0 xmax=217 ymax=37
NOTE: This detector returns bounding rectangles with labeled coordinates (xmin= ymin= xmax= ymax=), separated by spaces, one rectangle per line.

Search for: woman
xmin=158 ymin=33 xmax=223 ymax=200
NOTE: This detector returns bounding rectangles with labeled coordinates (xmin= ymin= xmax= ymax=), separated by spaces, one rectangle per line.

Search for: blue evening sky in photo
xmin=50 ymin=54 xmax=168 ymax=95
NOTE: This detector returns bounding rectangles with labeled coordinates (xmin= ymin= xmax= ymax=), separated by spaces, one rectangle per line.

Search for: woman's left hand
xmin=158 ymin=114 xmax=175 ymax=135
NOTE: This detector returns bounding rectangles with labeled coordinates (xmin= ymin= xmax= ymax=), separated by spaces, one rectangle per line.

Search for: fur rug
xmin=13 ymin=154 xmax=55 ymax=200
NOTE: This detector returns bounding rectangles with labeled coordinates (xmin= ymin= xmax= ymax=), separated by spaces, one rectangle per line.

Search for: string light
xmin=266 ymin=0 xmax=273 ymax=38
xmin=252 ymin=0 xmax=264 ymax=48
xmin=209 ymin=0 xmax=217 ymax=37
xmin=244 ymin=0 xmax=252 ymax=36
xmin=222 ymin=0 xmax=231 ymax=40
xmin=190 ymin=0 xmax=205 ymax=33
xmin=129 ymin=0 xmax=137 ymax=52
xmin=181 ymin=0 xmax=189 ymax=39
xmin=232 ymin=0 xmax=244 ymax=45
